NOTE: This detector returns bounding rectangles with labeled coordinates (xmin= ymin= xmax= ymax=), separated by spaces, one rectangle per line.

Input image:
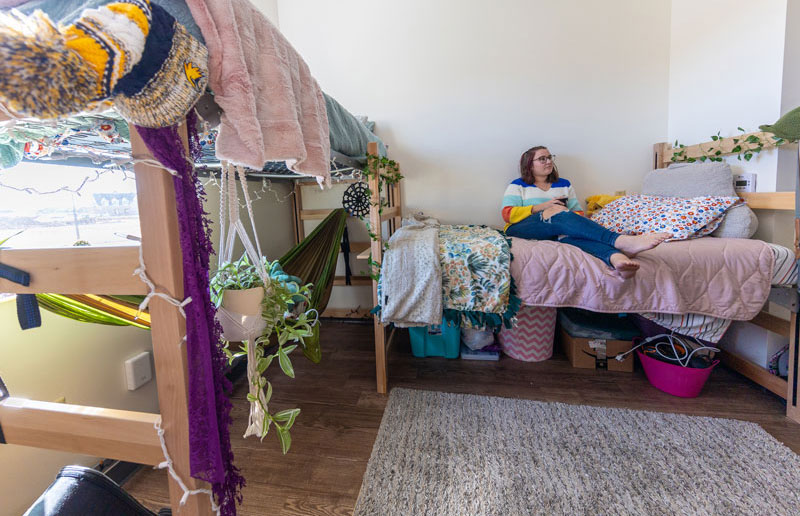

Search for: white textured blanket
xmin=380 ymin=215 xmax=442 ymax=327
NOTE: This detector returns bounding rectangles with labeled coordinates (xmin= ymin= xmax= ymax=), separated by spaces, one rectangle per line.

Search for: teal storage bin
xmin=409 ymin=321 xmax=460 ymax=358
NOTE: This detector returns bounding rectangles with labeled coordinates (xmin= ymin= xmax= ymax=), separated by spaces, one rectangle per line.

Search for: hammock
xmin=36 ymin=208 xmax=349 ymax=362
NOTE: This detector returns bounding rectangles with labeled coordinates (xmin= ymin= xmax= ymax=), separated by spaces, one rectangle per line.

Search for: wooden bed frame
xmin=0 ymin=118 xmax=216 ymax=514
xmin=655 ymin=134 xmax=800 ymax=424
xmin=366 ymin=133 xmax=800 ymax=425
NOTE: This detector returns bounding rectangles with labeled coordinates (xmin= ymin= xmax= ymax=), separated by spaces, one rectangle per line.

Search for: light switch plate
xmin=125 ymin=351 xmax=152 ymax=391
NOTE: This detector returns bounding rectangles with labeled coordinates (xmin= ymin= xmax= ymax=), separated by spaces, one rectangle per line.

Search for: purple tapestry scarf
xmin=136 ymin=110 xmax=244 ymax=514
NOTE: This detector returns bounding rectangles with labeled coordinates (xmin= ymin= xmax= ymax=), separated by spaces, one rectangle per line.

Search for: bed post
xmin=788 ymin=146 xmax=800 ymax=424
xmin=653 ymin=142 xmax=671 ymax=169
xmin=130 ymin=125 xmax=214 ymax=515
xmin=367 ymin=141 xmax=388 ymax=393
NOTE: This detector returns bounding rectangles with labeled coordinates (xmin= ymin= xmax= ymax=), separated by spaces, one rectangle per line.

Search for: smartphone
xmin=555 ymin=196 xmax=568 ymax=206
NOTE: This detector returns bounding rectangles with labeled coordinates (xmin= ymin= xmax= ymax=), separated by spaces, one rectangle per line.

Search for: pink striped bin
xmin=498 ymin=305 xmax=556 ymax=361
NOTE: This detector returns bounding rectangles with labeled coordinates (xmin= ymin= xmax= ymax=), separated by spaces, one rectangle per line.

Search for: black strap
xmin=0 ymin=262 xmax=30 ymax=286
xmin=0 ymin=374 xmax=8 ymax=444
xmin=341 ymin=226 xmax=352 ymax=286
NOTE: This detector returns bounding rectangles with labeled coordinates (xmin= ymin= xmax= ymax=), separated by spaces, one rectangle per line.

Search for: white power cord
xmin=615 ymin=333 xmax=719 ymax=367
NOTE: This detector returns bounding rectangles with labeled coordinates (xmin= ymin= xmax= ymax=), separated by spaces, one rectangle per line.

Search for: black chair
xmin=23 ymin=465 xmax=170 ymax=516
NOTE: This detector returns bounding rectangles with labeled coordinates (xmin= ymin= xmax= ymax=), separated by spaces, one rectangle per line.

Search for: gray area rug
xmin=354 ymin=388 xmax=800 ymax=516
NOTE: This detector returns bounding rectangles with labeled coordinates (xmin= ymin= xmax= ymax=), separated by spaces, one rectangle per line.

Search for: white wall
xmin=251 ymin=0 xmax=279 ymax=25
xmin=667 ymin=0 xmax=787 ymax=192
xmin=0 ymin=303 xmax=158 ymax=516
xmin=278 ymin=0 xmax=672 ymax=227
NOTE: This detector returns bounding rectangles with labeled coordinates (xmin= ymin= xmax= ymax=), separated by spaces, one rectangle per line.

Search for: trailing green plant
xmin=358 ymin=153 xmax=403 ymax=279
xmin=212 ymin=253 xmax=317 ymax=453
xmin=671 ymin=127 xmax=788 ymax=164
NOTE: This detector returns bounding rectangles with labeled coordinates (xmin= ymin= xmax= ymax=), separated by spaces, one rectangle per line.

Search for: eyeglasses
xmin=534 ymin=155 xmax=556 ymax=164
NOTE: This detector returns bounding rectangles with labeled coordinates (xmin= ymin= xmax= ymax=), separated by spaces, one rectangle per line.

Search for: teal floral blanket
xmin=439 ymin=225 xmax=520 ymax=329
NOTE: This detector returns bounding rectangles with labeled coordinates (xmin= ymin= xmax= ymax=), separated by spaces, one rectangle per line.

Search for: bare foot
xmin=614 ymin=232 xmax=670 ymax=257
xmin=609 ymin=253 xmax=640 ymax=279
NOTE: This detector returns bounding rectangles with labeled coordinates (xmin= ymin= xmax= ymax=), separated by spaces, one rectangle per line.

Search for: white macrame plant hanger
xmin=216 ymin=162 xmax=273 ymax=439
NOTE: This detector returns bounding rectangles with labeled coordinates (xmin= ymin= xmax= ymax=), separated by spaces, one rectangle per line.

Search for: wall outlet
xmin=124 ymin=351 xmax=152 ymax=391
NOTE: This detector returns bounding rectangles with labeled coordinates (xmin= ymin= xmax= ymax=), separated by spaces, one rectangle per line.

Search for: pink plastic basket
xmin=637 ymin=350 xmax=719 ymax=398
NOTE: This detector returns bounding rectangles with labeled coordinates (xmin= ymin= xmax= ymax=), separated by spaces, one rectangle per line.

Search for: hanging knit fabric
xmin=135 ymin=109 xmax=244 ymax=515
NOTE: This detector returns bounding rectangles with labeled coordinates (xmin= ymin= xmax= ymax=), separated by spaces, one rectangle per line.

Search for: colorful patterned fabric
xmin=591 ymin=194 xmax=740 ymax=241
xmin=439 ymin=224 xmax=519 ymax=329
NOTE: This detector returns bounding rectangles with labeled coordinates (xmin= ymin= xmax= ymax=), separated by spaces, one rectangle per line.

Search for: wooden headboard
xmin=653 ymin=132 xmax=795 ymax=211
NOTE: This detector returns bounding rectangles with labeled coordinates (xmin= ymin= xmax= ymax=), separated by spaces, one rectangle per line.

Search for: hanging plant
xmin=211 ymin=253 xmax=317 ymax=453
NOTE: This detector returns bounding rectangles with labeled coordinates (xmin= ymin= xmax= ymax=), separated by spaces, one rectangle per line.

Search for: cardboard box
xmin=559 ymin=327 xmax=634 ymax=372
xmin=557 ymin=308 xmax=639 ymax=372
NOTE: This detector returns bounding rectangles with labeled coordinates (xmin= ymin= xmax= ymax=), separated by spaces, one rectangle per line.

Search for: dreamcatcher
xmin=342 ymin=180 xmax=370 ymax=217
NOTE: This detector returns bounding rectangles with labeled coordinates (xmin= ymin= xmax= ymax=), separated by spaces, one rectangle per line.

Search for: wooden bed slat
xmin=380 ymin=206 xmax=401 ymax=221
xmin=0 ymin=398 xmax=163 ymax=465
xmin=0 ymin=247 xmax=147 ymax=294
xmin=750 ymin=310 xmax=791 ymax=337
xmin=719 ymin=349 xmax=788 ymax=399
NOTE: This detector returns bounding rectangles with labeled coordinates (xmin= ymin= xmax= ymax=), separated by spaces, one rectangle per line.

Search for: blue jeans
xmin=505 ymin=211 xmax=620 ymax=266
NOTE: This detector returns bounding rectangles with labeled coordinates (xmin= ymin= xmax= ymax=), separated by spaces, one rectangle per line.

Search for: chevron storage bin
xmin=498 ymin=305 xmax=556 ymax=361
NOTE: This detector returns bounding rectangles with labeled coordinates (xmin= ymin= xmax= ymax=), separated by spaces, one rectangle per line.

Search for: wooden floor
xmin=125 ymin=320 xmax=800 ymax=515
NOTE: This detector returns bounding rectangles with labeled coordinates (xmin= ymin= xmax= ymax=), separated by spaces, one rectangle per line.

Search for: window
xmin=0 ymin=162 xmax=140 ymax=249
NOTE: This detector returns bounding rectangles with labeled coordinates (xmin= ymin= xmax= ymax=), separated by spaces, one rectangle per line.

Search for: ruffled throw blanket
xmin=379 ymin=215 xmax=441 ymax=327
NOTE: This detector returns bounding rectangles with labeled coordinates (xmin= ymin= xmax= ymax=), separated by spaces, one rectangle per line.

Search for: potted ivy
xmin=211 ymin=253 xmax=317 ymax=453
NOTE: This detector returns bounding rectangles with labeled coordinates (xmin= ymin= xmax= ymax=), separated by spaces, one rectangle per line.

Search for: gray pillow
xmin=641 ymin=162 xmax=758 ymax=238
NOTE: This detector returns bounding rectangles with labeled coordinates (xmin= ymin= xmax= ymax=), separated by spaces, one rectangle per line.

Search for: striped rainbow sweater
xmin=501 ymin=178 xmax=583 ymax=230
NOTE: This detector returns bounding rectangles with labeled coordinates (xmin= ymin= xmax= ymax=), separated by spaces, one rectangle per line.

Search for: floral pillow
xmin=590 ymin=195 xmax=741 ymax=241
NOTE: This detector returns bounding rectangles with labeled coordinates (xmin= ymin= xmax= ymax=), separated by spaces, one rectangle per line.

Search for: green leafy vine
xmin=358 ymin=153 xmax=403 ymax=279
xmin=671 ymin=127 xmax=787 ymax=164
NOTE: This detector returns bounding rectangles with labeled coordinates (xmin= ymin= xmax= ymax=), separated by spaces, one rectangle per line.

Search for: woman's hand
xmin=532 ymin=199 xmax=566 ymax=213
xmin=541 ymin=204 xmax=568 ymax=220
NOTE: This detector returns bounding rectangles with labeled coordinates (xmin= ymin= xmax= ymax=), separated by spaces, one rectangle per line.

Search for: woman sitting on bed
xmin=502 ymin=146 xmax=669 ymax=279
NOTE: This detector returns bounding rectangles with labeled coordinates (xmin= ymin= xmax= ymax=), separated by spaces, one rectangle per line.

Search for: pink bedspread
xmin=510 ymin=237 xmax=774 ymax=320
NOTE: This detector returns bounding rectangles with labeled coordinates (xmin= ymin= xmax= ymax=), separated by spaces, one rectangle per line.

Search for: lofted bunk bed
xmin=368 ymin=131 xmax=800 ymax=426
xmin=0 ymin=1 xmax=391 ymax=514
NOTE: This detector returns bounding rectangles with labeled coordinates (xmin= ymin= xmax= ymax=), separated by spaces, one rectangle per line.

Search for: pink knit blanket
xmin=186 ymin=0 xmax=330 ymax=183
xmin=510 ymin=237 xmax=774 ymax=320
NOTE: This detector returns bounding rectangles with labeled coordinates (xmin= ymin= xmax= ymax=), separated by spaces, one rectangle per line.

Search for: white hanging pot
xmin=216 ymin=287 xmax=267 ymax=342
xmin=221 ymin=286 xmax=265 ymax=315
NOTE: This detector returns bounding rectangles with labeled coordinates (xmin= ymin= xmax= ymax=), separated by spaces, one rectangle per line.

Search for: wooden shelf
xmin=333 ymin=275 xmax=372 ymax=286
xmin=738 ymin=191 xmax=794 ymax=211
xmin=321 ymin=307 xmax=372 ymax=319
xmin=719 ymin=349 xmax=787 ymax=399
xmin=299 ymin=208 xmax=358 ymax=220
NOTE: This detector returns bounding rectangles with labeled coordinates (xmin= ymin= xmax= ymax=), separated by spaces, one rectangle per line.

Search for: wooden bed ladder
xmin=0 ymin=124 xmax=214 ymax=514
xmin=367 ymin=141 xmax=402 ymax=394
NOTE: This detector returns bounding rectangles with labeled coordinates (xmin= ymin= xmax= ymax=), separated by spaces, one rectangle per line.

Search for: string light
xmin=0 ymin=168 xmax=135 ymax=196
